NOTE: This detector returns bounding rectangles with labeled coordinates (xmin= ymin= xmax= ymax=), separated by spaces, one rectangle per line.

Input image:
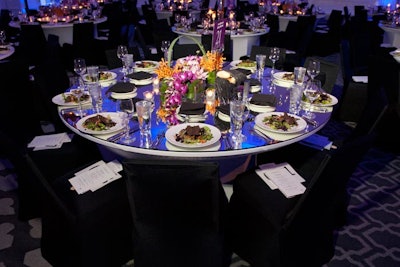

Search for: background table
xmin=0 ymin=45 xmax=15 ymax=60
xmin=380 ymin=24 xmax=400 ymax=48
xmin=172 ymin=28 xmax=269 ymax=60
xmin=9 ymin=17 xmax=107 ymax=45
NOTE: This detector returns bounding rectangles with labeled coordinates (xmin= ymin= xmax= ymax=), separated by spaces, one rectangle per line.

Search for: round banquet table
xmin=9 ymin=16 xmax=107 ymax=45
xmin=380 ymin=24 xmax=400 ymax=48
xmin=172 ymin=27 xmax=268 ymax=61
xmin=0 ymin=45 xmax=15 ymax=61
xmin=57 ymin=65 xmax=332 ymax=163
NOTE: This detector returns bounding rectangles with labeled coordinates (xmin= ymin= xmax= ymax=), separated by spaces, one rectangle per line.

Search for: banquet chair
xmin=105 ymin=46 xmax=142 ymax=69
xmin=122 ymin=159 xmax=231 ymax=267
xmin=25 ymin=150 xmax=133 ymax=267
xmin=310 ymin=9 xmax=343 ymax=56
xmin=19 ymin=23 xmax=47 ymax=67
xmin=227 ymin=133 xmax=375 ymax=267
xmin=248 ymin=45 xmax=286 ymax=70
xmin=201 ymin=34 xmax=232 ymax=61
xmin=303 ymin=56 xmax=340 ymax=94
xmin=172 ymin=43 xmax=203 ymax=60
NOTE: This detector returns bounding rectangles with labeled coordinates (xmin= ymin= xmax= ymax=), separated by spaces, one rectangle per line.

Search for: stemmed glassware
xmin=117 ymin=45 xmax=128 ymax=72
xmin=73 ymin=58 xmax=86 ymax=89
xmin=117 ymin=98 xmax=136 ymax=144
xmin=0 ymin=30 xmax=6 ymax=45
xmin=70 ymin=87 xmax=85 ymax=118
xmin=175 ymin=13 xmax=181 ymax=26
xmin=161 ymin=40 xmax=170 ymax=62
xmin=303 ymin=79 xmax=322 ymax=120
xmin=307 ymin=59 xmax=320 ymax=83
xmin=268 ymin=47 xmax=280 ymax=76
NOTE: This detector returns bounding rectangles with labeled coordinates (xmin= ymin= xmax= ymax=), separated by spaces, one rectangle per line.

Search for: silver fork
xmin=150 ymin=131 xmax=165 ymax=149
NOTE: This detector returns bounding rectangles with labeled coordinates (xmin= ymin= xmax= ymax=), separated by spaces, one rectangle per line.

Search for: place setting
xmin=253 ymin=111 xmax=308 ymax=142
xmin=164 ymin=123 xmax=222 ymax=152
xmin=126 ymin=71 xmax=154 ymax=86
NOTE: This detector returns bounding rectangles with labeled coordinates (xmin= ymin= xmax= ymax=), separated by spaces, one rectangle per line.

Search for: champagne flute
xmin=303 ymin=79 xmax=322 ymax=120
xmin=307 ymin=59 xmax=320 ymax=83
xmin=117 ymin=98 xmax=136 ymax=144
xmin=73 ymin=58 xmax=86 ymax=89
xmin=117 ymin=45 xmax=128 ymax=72
xmin=161 ymin=40 xmax=170 ymax=62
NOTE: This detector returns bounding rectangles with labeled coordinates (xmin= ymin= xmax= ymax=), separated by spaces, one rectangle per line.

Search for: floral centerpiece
xmin=155 ymin=37 xmax=224 ymax=125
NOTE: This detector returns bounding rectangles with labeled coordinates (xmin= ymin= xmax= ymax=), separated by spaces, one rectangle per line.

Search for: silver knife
xmin=107 ymin=126 xmax=139 ymax=142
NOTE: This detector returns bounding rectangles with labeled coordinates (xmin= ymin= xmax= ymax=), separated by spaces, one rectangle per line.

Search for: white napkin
xmin=352 ymin=76 xmax=368 ymax=83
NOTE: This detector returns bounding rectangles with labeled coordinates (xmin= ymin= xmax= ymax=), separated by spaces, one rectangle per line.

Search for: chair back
xmin=19 ymin=23 xmax=47 ymax=66
xmin=249 ymin=45 xmax=286 ymax=70
xmin=266 ymin=13 xmax=279 ymax=34
xmin=123 ymin=159 xmax=230 ymax=267
xmin=304 ymin=56 xmax=340 ymax=94
xmin=227 ymin=133 xmax=375 ymax=267
xmin=201 ymin=34 xmax=232 ymax=61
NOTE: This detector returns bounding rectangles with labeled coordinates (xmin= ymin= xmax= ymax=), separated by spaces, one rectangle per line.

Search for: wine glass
xmin=307 ymin=59 xmax=320 ymax=83
xmin=117 ymin=45 xmax=128 ymax=72
xmin=175 ymin=13 xmax=181 ymax=26
xmin=117 ymin=98 xmax=136 ymax=144
xmin=73 ymin=58 xmax=86 ymax=89
xmin=161 ymin=40 xmax=170 ymax=61
xmin=0 ymin=30 xmax=6 ymax=45
xmin=268 ymin=47 xmax=280 ymax=77
xmin=303 ymin=79 xmax=322 ymax=120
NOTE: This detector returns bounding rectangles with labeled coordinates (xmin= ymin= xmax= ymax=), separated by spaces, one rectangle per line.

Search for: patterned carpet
xmin=1 ymin=145 xmax=399 ymax=266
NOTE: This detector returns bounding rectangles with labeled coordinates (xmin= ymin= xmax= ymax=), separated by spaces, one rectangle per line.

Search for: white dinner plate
xmin=52 ymin=92 xmax=91 ymax=106
xmin=301 ymin=93 xmax=338 ymax=107
xmin=217 ymin=111 xmax=230 ymax=122
xmin=273 ymin=72 xmax=295 ymax=85
xmin=76 ymin=112 xmax=124 ymax=135
xmin=248 ymin=104 xmax=276 ymax=113
xmin=230 ymin=60 xmax=257 ymax=71
xmin=250 ymin=85 xmax=261 ymax=93
xmin=254 ymin=112 xmax=307 ymax=134
xmin=134 ymin=60 xmax=159 ymax=72
xmin=129 ymin=77 xmax=153 ymax=86
xmin=165 ymin=123 xmax=221 ymax=149
xmin=83 ymin=71 xmax=117 ymax=85
xmin=165 ymin=140 xmax=221 ymax=151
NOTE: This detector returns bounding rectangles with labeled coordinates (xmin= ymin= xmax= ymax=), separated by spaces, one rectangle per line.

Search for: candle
xmin=143 ymin=90 xmax=154 ymax=103
xmin=152 ymin=79 xmax=160 ymax=94
xmin=206 ymin=88 xmax=216 ymax=105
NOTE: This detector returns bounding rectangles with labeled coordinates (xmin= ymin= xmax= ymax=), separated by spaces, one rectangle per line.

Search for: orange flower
xmin=200 ymin=51 xmax=224 ymax=72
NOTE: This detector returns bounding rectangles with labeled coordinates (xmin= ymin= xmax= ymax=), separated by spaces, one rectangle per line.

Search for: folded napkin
xmin=248 ymin=78 xmax=261 ymax=86
xmin=127 ymin=71 xmax=152 ymax=80
xmin=250 ymin=94 xmax=277 ymax=106
xmin=106 ymin=82 xmax=136 ymax=94
xmin=234 ymin=68 xmax=252 ymax=76
xmin=179 ymin=102 xmax=206 ymax=115
xmin=217 ymin=104 xmax=230 ymax=115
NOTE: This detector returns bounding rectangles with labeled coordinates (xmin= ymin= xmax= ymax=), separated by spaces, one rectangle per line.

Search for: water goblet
xmin=161 ymin=40 xmax=170 ymax=61
xmin=230 ymin=99 xmax=246 ymax=146
xmin=256 ymin=54 xmax=267 ymax=80
xmin=117 ymin=45 xmax=128 ymax=72
xmin=307 ymin=59 xmax=320 ymax=83
xmin=122 ymin=54 xmax=134 ymax=82
xmin=73 ymin=58 xmax=86 ymax=89
xmin=70 ymin=88 xmax=85 ymax=118
xmin=303 ymin=79 xmax=322 ymax=120
xmin=117 ymin=98 xmax=136 ymax=144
